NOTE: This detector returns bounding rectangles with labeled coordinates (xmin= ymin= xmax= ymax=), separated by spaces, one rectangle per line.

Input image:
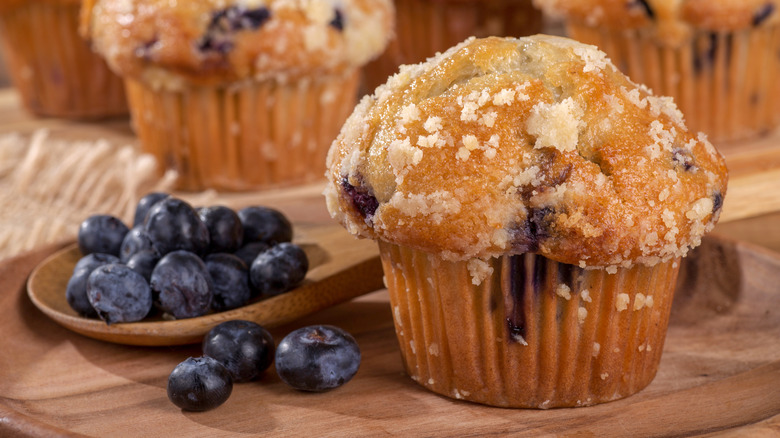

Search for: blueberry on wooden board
xmin=150 ymin=250 xmax=213 ymax=319
xmin=275 ymin=325 xmax=361 ymax=392
xmin=119 ymin=226 xmax=157 ymax=263
xmin=133 ymin=192 xmax=169 ymax=227
xmin=237 ymin=206 xmax=293 ymax=245
xmin=125 ymin=249 xmax=160 ymax=282
xmin=202 ymin=320 xmax=275 ymax=382
xmin=233 ymin=241 xmax=270 ymax=268
xmin=86 ymin=264 xmax=153 ymax=325
xmin=78 ymin=215 xmax=129 ymax=257
xmin=144 ymin=197 xmax=210 ymax=257
xmin=198 ymin=206 xmax=244 ymax=254
xmin=204 ymin=253 xmax=252 ymax=312
xmin=167 ymin=357 xmax=233 ymax=411
xmin=249 ymin=243 xmax=309 ymax=296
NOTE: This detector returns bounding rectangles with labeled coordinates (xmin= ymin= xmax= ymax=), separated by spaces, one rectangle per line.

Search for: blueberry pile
xmin=167 ymin=320 xmax=361 ymax=411
xmin=66 ymin=192 xmax=309 ymax=324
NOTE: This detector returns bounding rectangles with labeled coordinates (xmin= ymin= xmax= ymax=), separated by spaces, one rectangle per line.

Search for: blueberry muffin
xmin=0 ymin=0 xmax=126 ymax=118
xmin=81 ymin=0 xmax=394 ymax=191
xmin=325 ymin=35 xmax=728 ymax=408
xmin=363 ymin=0 xmax=543 ymax=91
xmin=534 ymin=0 xmax=780 ymax=143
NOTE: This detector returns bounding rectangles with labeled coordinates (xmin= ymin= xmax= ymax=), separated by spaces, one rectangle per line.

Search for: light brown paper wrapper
xmin=567 ymin=23 xmax=780 ymax=143
xmin=125 ymin=71 xmax=359 ymax=191
xmin=379 ymin=242 xmax=680 ymax=408
xmin=0 ymin=2 xmax=127 ymax=119
xmin=363 ymin=0 xmax=542 ymax=92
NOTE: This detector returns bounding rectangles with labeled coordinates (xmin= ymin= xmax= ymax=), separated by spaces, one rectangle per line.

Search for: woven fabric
xmin=0 ymin=129 xmax=176 ymax=261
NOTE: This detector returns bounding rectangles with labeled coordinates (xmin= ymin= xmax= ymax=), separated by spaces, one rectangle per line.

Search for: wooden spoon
xmin=26 ymin=223 xmax=383 ymax=346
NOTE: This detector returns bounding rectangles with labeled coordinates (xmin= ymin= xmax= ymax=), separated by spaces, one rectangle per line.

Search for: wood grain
xmin=26 ymin=223 xmax=382 ymax=346
xmin=1 ymin=233 xmax=778 ymax=437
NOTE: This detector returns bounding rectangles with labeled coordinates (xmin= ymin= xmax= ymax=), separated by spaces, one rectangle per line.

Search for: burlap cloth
xmin=0 ymin=129 xmax=179 ymax=261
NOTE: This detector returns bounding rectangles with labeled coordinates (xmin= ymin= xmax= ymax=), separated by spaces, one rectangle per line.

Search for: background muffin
xmin=362 ymin=0 xmax=543 ymax=91
xmin=325 ymin=35 xmax=728 ymax=407
xmin=534 ymin=0 xmax=780 ymax=143
xmin=81 ymin=0 xmax=394 ymax=191
xmin=0 ymin=0 xmax=127 ymax=119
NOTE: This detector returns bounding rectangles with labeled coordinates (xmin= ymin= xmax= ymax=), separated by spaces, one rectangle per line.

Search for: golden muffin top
xmin=80 ymin=0 xmax=394 ymax=89
xmin=325 ymin=35 xmax=728 ymax=270
xmin=534 ymin=0 xmax=778 ymax=44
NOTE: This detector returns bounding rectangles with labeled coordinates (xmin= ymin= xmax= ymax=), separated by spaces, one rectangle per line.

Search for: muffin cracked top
xmin=325 ymin=35 xmax=728 ymax=269
xmin=80 ymin=0 xmax=394 ymax=89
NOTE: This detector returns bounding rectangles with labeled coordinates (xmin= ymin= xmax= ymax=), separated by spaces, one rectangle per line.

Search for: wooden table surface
xmin=0 ymin=87 xmax=779 ymax=437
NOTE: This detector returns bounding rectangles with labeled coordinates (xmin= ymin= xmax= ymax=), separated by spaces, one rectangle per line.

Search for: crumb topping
xmin=81 ymin=0 xmax=394 ymax=89
xmin=325 ymin=35 xmax=728 ymax=267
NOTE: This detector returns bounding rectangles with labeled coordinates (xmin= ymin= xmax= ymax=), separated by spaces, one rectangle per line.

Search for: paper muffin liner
xmin=378 ymin=242 xmax=681 ymax=408
xmin=125 ymin=70 xmax=359 ymax=191
xmin=362 ymin=0 xmax=542 ymax=92
xmin=0 ymin=2 xmax=127 ymax=119
xmin=567 ymin=23 xmax=780 ymax=143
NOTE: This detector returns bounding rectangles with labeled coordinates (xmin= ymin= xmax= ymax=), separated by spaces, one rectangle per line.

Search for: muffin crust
xmin=325 ymin=35 xmax=728 ymax=269
xmin=80 ymin=0 xmax=394 ymax=89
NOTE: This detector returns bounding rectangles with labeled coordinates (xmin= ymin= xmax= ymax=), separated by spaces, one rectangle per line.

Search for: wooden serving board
xmin=1 ymin=233 xmax=779 ymax=437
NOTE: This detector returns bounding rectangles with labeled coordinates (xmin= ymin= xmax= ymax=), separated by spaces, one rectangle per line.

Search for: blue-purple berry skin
xmin=237 ymin=206 xmax=293 ymax=245
xmin=74 ymin=253 xmax=120 ymax=273
xmin=66 ymin=268 xmax=100 ymax=318
xmin=150 ymin=250 xmax=213 ymax=319
xmin=126 ymin=249 xmax=160 ymax=282
xmin=198 ymin=206 xmax=244 ymax=254
xmin=144 ymin=197 xmax=210 ymax=256
xmin=204 ymin=253 xmax=252 ymax=312
xmin=78 ymin=215 xmax=129 ymax=256
xmin=67 ymin=253 xmax=120 ymax=318
xmin=119 ymin=226 xmax=157 ymax=263
xmin=275 ymin=325 xmax=361 ymax=392
xmin=86 ymin=264 xmax=153 ymax=325
xmin=250 ymin=243 xmax=308 ymax=296
xmin=133 ymin=192 xmax=169 ymax=227
xmin=167 ymin=356 xmax=233 ymax=411
xmin=202 ymin=320 xmax=275 ymax=382
xmin=233 ymin=241 xmax=270 ymax=268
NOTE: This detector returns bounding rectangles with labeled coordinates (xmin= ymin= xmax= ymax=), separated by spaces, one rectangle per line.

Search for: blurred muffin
xmin=81 ymin=0 xmax=393 ymax=191
xmin=325 ymin=35 xmax=728 ymax=408
xmin=363 ymin=0 xmax=542 ymax=91
xmin=0 ymin=0 xmax=127 ymax=119
xmin=534 ymin=0 xmax=780 ymax=143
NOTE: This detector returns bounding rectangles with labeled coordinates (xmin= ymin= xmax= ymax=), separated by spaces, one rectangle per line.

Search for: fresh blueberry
xmin=204 ymin=253 xmax=252 ymax=312
xmin=126 ymin=249 xmax=160 ymax=282
xmin=119 ymin=226 xmax=157 ymax=263
xmin=73 ymin=252 xmax=120 ymax=273
xmin=233 ymin=241 xmax=270 ymax=268
xmin=237 ymin=206 xmax=292 ymax=245
xmin=144 ymin=197 xmax=210 ymax=256
xmin=249 ymin=243 xmax=308 ymax=296
xmin=150 ymin=250 xmax=213 ymax=319
xmin=77 ymin=215 xmax=129 ymax=256
xmin=86 ymin=263 xmax=153 ymax=325
xmin=198 ymin=206 xmax=243 ymax=254
xmin=202 ymin=320 xmax=275 ymax=382
xmin=67 ymin=253 xmax=120 ymax=318
xmin=167 ymin=356 xmax=233 ymax=411
xmin=66 ymin=268 xmax=100 ymax=318
xmin=133 ymin=192 xmax=169 ymax=227
xmin=275 ymin=325 xmax=361 ymax=392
